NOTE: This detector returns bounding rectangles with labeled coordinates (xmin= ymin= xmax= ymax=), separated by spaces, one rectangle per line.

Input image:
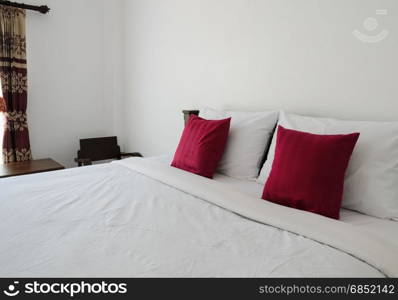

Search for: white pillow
xmin=199 ymin=107 xmax=278 ymax=179
xmin=257 ymin=111 xmax=398 ymax=220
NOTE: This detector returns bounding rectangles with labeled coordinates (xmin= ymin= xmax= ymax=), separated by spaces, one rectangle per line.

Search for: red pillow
xmin=262 ymin=126 xmax=360 ymax=219
xmin=171 ymin=115 xmax=231 ymax=178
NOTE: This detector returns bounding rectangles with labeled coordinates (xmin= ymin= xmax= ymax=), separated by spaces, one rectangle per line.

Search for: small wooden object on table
xmin=74 ymin=136 xmax=142 ymax=167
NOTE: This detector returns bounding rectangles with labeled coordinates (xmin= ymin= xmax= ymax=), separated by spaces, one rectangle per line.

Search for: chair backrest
xmin=78 ymin=136 xmax=121 ymax=162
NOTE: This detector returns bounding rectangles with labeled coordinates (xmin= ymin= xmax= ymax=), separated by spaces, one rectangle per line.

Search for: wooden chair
xmin=75 ymin=136 xmax=142 ymax=167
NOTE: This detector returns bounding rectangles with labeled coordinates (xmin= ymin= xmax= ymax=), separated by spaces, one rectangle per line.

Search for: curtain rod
xmin=0 ymin=0 xmax=49 ymax=14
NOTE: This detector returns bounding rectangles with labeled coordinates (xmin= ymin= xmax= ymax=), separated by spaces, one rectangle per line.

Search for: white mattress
xmin=153 ymin=155 xmax=398 ymax=247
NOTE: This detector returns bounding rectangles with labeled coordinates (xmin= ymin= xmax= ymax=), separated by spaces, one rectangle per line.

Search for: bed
xmin=1 ymin=108 xmax=398 ymax=278
xmin=0 ymin=154 xmax=397 ymax=277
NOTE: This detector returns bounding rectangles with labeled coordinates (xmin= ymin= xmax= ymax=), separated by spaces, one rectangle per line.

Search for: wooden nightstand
xmin=0 ymin=158 xmax=65 ymax=179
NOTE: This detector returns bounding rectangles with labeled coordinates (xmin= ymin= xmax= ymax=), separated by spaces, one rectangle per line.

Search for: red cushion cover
xmin=262 ymin=126 xmax=359 ymax=219
xmin=171 ymin=115 xmax=231 ymax=178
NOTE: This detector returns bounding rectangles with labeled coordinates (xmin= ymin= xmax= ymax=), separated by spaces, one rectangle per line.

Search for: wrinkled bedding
xmin=0 ymin=158 xmax=397 ymax=277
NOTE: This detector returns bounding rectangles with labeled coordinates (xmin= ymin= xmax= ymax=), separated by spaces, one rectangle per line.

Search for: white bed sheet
xmin=152 ymin=155 xmax=398 ymax=247
xmin=217 ymin=175 xmax=398 ymax=247
xmin=0 ymin=157 xmax=396 ymax=277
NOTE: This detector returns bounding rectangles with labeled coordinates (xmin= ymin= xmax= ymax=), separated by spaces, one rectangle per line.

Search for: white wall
xmin=122 ymin=0 xmax=398 ymax=157
xmin=23 ymin=0 xmax=398 ymax=164
xmin=26 ymin=0 xmax=124 ymax=167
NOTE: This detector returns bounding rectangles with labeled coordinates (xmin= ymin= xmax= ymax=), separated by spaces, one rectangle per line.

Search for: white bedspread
xmin=0 ymin=158 xmax=397 ymax=277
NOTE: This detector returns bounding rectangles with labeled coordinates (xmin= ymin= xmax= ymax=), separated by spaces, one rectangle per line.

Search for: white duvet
xmin=0 ymin=158 xmax=397 ymax=277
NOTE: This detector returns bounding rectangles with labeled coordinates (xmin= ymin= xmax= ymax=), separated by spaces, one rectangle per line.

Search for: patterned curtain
xmin=0 ymin=6 xmax=32 ymax=163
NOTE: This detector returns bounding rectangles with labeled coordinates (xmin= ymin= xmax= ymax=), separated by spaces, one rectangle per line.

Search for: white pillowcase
xmin=257 ymin=111 xmax=398 ymax=220
xmin=199 ymin=107 xmax=278 ymax=180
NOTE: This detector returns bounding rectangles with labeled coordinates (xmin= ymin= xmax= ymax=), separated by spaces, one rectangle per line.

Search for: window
xmin=0 ymin=111 xmax=4 ymax=163
xmin=0 ymin=84 xmax=3 ymax=164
